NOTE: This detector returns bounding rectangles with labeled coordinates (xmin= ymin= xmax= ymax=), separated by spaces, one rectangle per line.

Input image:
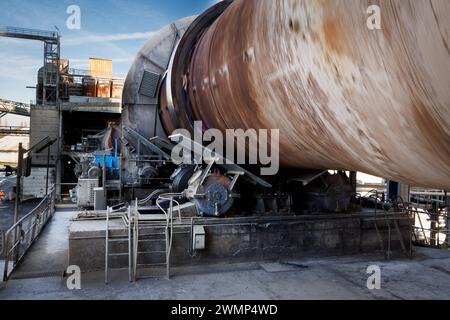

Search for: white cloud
xmin=63 ymin=31 xmax=155 ymax=46
xmin=0 ymin=53 xmax=40 ymax=82
xmin=0 ymin=38 xmax=33 ymax=46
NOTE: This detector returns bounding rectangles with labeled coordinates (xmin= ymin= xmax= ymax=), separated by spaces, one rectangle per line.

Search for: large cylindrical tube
xmin=165 ymin=0 xmax=450 ymax=189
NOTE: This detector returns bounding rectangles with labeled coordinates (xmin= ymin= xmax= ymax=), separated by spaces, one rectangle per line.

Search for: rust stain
xmin=411 ymin=94 xmax=450 ymax=161
xmin=155 ymin=0 xmax=450 ymax=189
xmin=322 ymin=18 xmax=348 ymax=56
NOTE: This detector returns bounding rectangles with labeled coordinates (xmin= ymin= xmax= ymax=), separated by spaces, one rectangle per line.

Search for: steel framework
xmin=0 ymin=26 xmax=60 ymax=105
xmin=0 ymin=98 xmax=30 ymax=118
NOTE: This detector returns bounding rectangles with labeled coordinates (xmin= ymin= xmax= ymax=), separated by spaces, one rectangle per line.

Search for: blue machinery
xmin=94 ymin=139 xmax=120 ymax=179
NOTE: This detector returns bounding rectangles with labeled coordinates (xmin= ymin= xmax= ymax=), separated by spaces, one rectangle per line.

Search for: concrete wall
xmin=23 ymin=167 xmax=55 ymax=198
xmin=29 ymin=105 xmax=59 ymax=166
xmin=69 ymin=213 xmax=412 ymax=272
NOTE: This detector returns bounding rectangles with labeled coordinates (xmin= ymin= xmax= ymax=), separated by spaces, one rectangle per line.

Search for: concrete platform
xmin=0 ymin=247 xmax=449 ymax=299
xmin=2 ymin=208 xmax=442 ymax=300
xmin=69 ymin=212 xmax=413 ymax=271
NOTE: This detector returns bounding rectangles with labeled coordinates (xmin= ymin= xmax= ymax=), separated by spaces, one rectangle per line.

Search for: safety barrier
xmin=2 ymin=185 xmax=56 ymax=281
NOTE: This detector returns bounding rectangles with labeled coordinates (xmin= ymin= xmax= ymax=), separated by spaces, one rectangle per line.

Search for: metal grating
xmin=139 ymin=70 xmax=160 ymax=98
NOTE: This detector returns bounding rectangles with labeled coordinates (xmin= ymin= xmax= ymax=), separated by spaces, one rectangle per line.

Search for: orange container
xmin=110 ymin=79 xmax=124 ymax=99
xmin=82 ymin=77 xmax=97 ymax=97
xmin=89 ymin=58 xmax=112 ymax=79
xmin=96 ymin=79 xmax=111 ymax=98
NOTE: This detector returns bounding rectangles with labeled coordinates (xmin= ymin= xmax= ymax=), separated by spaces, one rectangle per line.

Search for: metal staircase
xmin=105 ymin=195 xmax=178 ymax=283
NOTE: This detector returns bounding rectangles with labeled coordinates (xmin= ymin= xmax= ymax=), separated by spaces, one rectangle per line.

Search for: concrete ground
xmin=0 ymin=249 xmax=450 ymax=300
xmin=0 ymin=249 xmax=449 ymax=299
xmin=1 ymin=208 xmax=450 ymax=299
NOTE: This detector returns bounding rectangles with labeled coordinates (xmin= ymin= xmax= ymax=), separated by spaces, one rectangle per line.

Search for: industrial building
xmin=0 ymin=0 xmax=449 ymax=301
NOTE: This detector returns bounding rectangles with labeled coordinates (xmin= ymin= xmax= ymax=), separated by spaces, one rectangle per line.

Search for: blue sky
xmin=0 ymin=0 xmax=218 ymax=103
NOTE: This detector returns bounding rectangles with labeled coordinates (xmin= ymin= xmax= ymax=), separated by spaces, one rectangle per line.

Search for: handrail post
xmin=105 ymin=206 xmax=109 ymax=285
xmin=128 ymin=206 xmax=132 ymax=282
xmin=409 ymin=208 xmax=413 ymax=258
xmin=2 ymin=231 xmax=7 ymax=281
xmin=13 ymin=143 xmax=23 ymax=263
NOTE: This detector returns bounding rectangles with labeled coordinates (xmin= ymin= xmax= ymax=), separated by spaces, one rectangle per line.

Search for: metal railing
xmin=0 ymin=26 xmax=58 ymax=40
xmin=357 ymin=189 xmax=449 ymax=249
xmin=0 ymin=98 xmax=30 ymax=117
xmin=55 ymin=182 xmax=78 ymax=199
xmin=2 ymin=185 xmax=56 ymax=281
xmin=410 ymin=206 xmax=449 ymax=248
xmin=0 ymin=126 xmax=30 ymax=135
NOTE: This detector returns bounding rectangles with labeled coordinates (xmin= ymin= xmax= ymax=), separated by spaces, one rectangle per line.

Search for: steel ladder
xmin=105 ymin=206 xmax=133 ymax=284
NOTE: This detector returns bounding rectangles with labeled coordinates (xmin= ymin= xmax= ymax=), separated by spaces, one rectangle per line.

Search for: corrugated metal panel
xmin=139 ymin=70 xmax=160 ymax=98
xmin=89 ymin=58 xmax=112 ymax=78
